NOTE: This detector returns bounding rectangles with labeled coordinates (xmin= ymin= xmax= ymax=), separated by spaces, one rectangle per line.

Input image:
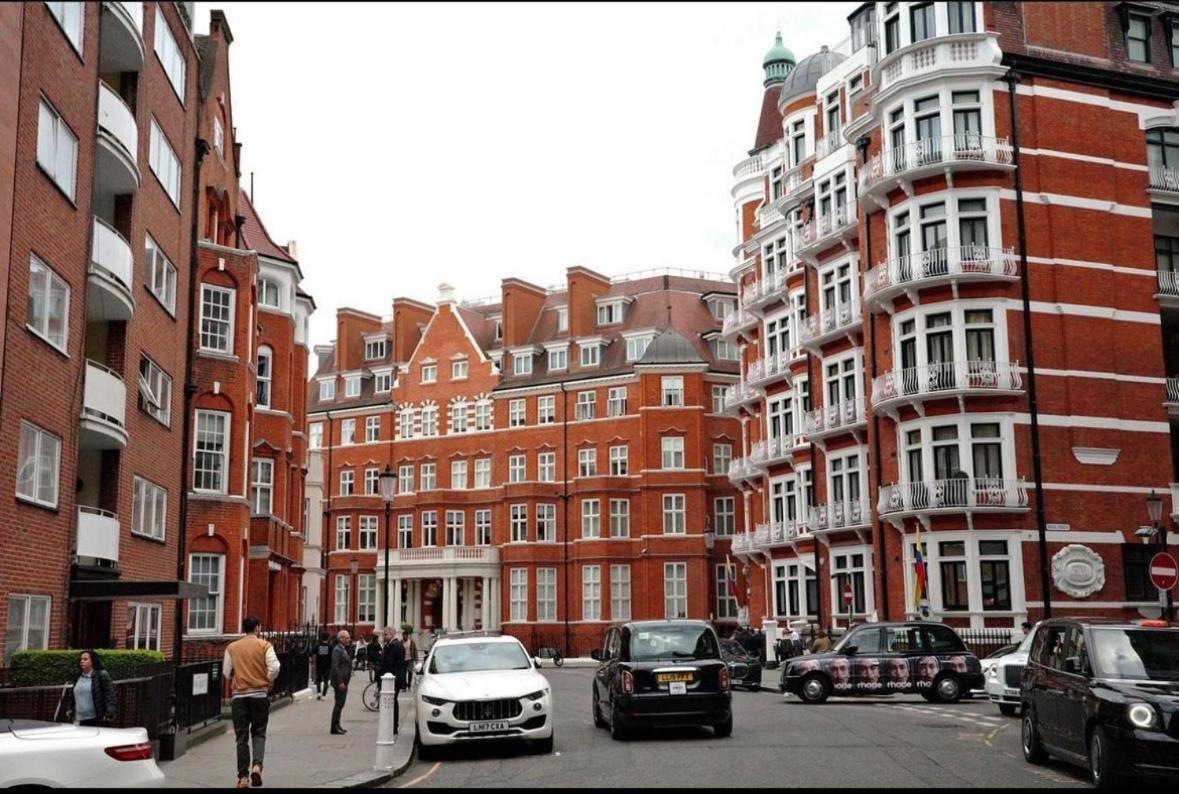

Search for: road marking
xmin=399 ymin=761 xmax=441 ymax=788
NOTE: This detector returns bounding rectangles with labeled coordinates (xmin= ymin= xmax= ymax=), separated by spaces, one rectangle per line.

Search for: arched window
xmin=256 ymin=346 xmax=273 ymax=408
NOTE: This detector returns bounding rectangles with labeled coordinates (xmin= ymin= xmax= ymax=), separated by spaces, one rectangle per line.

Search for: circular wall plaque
xmin=1051 ymin=544 xmax=1106 ymax=598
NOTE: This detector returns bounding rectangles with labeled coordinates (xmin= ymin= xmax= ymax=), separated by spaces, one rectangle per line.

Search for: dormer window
xmin=596 ymin=302 xmax=625 ymax=326
xmin=259 ymin=278 xmax=280 ymax=308
xmin=364 ymin=337 xmax=387 ymax=360
xmin=513 ymin=352 xmax=533 ymax=375
xmin=374 ymin=370 xmax=393 ymax=393
xmin=318 ymin=378 xmax=335 ymax=401
xmin=344 ymin=375 xmax=361 ymax=398
xmin=579 ymin=342 xmax=601 ymax=368
xmin=1126 ymin=12 xmax=1151 ymax=62
xmin=708 ymin=298 xmax=735 ymax=321
xmin=625 ymin=335 xmax=653 ymax=362
xmin=493 ymin=317 xmax=503 ymax=342
xmin=556 ymin=306 xmax=568 ymax=333
xmin=548 ymin=346 xmax=568 ymax=371
xmin=712 ymin=339 xmax=739 ymax=361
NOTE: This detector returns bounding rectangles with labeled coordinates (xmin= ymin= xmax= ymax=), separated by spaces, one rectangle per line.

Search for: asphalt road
xmin=390 ymin=668 xmax=1093 ymax=788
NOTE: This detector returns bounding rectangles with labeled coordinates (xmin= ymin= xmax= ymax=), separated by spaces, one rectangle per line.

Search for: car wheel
xmin=1021 ymin=708 xmax=1046 ymax=765
xmin=714 ymin=714 xmax=733 ymax=738
xmin=592 ymin=688 xmax=607 ymax=729
xmin=999 ymin=703 xmax=1018 ymax=717
xmin=933 ymin=675 xmax=962 ymax=704
xmin=610 ymin=704 xmax=628 ymax=741
xmin=798 ymin=674 xmax=830 ymax=704
xmin=1089 ymin=725 xmax=1120 ymax=789
xmin=534 ymin=730 xmax=554 ymax=755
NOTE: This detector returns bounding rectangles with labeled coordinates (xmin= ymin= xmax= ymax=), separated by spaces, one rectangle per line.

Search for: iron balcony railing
xmin=804 ymin=396 xmax=867 ymax=437
xmin=1158 ymin=269 xmax=1179 ymax=297
xmin=722 ymin=308 xmax=758 ymax=337
xmin=872 ymin=360 xmax=1023 ymax=406
xmin=810 ymin=500 xmax=871 ymax=533
xmin=792 ymin=202 xmax=855 ymax=255
xmin=878 ymin=478 xmax=1029 ymax=515
xmin=1149 ymin=164 xmax=1179 ymax=193
xmin=723 ymin=382 xmax=759 ymax=411
xmin=1167 ymin=377 xmax=1179 ymax=405
xmin=799 ymin=302 xmax=861 ymax=346
xmin=865 ymin=246 xmax=1018 ymax=304
xmin=860 ymin=134 xmax=1013 ymax=193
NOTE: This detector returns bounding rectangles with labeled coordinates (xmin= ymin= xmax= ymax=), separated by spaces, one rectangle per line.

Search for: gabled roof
xmin=238 ymin=190 xmax=298 ymax=266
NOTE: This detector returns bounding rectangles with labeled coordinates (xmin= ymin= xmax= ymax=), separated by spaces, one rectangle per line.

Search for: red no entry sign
xmin=843 ymin=583 xmax=854 ymax=605
xmin=1150 ymin=552 xmax=1178 ymax=591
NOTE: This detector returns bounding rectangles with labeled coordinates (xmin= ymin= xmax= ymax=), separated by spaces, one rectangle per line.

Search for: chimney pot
xmin=438 ymin=283 xmax=456 ymax=304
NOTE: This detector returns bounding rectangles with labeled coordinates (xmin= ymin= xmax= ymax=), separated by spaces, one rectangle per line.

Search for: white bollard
xmin=374 ymin=673 xmax=397 ymax=771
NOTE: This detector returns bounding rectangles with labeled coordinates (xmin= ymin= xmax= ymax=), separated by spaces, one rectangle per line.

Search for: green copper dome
xmin=762 ymin=32 xmax=795 ymax=87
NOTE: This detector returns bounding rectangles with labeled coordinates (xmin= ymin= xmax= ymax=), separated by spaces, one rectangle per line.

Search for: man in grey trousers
xmin=329 ymin=630 xmax=352 ymax=735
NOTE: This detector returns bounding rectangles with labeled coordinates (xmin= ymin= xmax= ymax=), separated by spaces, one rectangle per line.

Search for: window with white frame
xmin=609 ymin=498 xmax=630 ymax=538
xmin=610 ymin=565 xmax=631 ymax=620
xmin=789 ymin=117 xmax=807 ymax=167
xmin=27 ymin=255 xmax=69 ymax=353
xmin=399 ymin=409 xmax=417 ymax=440
xmin=359 ymin=516 xmax=378 ymax=550
xmin=421 ymin=405 xmax=438 ymax=437
xmin=309 ymin=423 xmax=323 ymax=449
xmin=581 ymin=499 xmax=601 ymax=538
xmin=451 ymin=402 xmax=468 ymax=434
xmin=341 ymin=418 xmax=356 ymax=445
xmin=509 ymin=399 xmax=526 ymax=427
xmin=149 ymin=119 xmax=182 ymax=206
xmin=625 ymin=335 xmax=653 ymax=361
xmin=509 ymin=569 xmax=528 ymax=622
xmin=138 ymin=355 xmax=172 ymax=426
xmin=1127 ymin=12 xmax=1151 ymax=62
xmin=576 ymin=390 xmax=596 ymax=420
xmin=906 ymin=534 xmax=1018 ymax=615
xmin=335 ymin=515 xmax=351 ymax=549
xmin=365 ymin=415 xmax=381 ymax=443
xmin=364 ymin=338 xmax=387 ymax=360
xmin=537 ymin=568 xmax=557 ymax=621
xmin=773 ymin=561 xmax=817 ymax=618
xmin=716 ymin=564 xmax=739 ymax=619
xmin=474 ymin=457 xmax=491 ymax=488
xmin=37 ymin=98 xmax=77 ymax=199
xmin=552 ymin=305 xmax=568 ymax=333
xmin=421 ymin=363 xmax=437 ymax=384
xmin=893 ymin=301 xmax=1003 ymax=387
xmin=374 ymin=371 xmax=393 ymax=392
xmin=343 ymin=375 xmax=360 ymax=398
xmin=154 ymin=6 xmax=186 ymax=100
xmin=507 ymin=454 xmax=525 ymax=483
xmin=714 ymin=496 xmax=735 ymax=535
xmin=711 ymin=385 xmax=727 ymax=414
xmin=583 ymin=565 xmax=602 ymax=621
xmin=538 ymin=395 xmax=556 ymax=424
xmin=364 ymin=467 xmax=379 ymax=495
xmin=899 ymin=414 xmax=1011 ymax=485
xmin=334 ymin=575 xmax=350 ymax=624
xmin=132 ymin=476 xmax=167 ymax=540
xmin=450 ymin=459 xmax=467 ymax=490
xmin=199 ymin=284 xmax=234 ymax=353
xmin=662 ymin=494 xmax=686 ymax=534
xmin=606 ymin=387 xmax=627 ymax=417
xmin=510 ymin=504 xmax=528 ymax=543
xmin=538 ymin=451 xmax=556 ymax=482
xmin=536 ymin=503 xmax=556 ymax=542
xmin=831 ymin=551 xmax=871 ymax=615
xmin=661 ymin=436 xmax=685 ymax=470
xmin=578 ymin=448 xmax=597 ymax=477
xmin=548 ymin=347 xmax=568 ymax=371
xmin=827 ymin=448 xmax=864 ymax=518
xmin=474 ymin=401 xmax=491 ymax=431
xmin=193 ymin=411 xmax=229 ymax=493
xmin=513 ymin=352 xmax=533 ymax=375
xmin=145 ymin=235 xmax=177 ymax=314
xmin=663 ymin=562 xmax=687 ymax=619
xmin=445 ymin=510 xmax=464 ymax=545
xmin=46 ymin=2 xmax=84 ymax=52
xmin=475 ymin=509 xmax=491 ymax=546
xmin=398 ymin=514 xmax=413 ymax=548
xmin=339 ymin=468 xmax=354 ymax=496
xmin=578 ymin=342 xmax=600 ymax=368
xmin=420 ymin=462 xmax=436 ymax=491
xmin=187 ymin=554 xmax=224 ymax=633
xmin=357 ymin=574 xmax=376 ymax=622
xmin=818 ymin=260 xmax=856 ymax=326
xmin=125 ymin=603 xmax=162 ymax=650
xmin=711 ymin=338 xmax=739 ymax=361
xmin=250 ymin=459 xmax=274 ymax=514
xmin=596 ymin=302 xmax=624 ymax=325
xmin=451 ymin=359 xmax=468 ymax=380
xmin=823 ymin=354 xmax=861 ymax=423
xmin=258 ymin=279 xmax=280 ymax=309
xmin=608 ymin=445 xmax=628 ymax=476
xmin=765 ymin=310 xmax=792 ymax=361
xmin=712 ymin=443 xmax=731 ymax=476
xmin=492 ymin=316 xmax=503 ymax=342
xmin=661 ymin=376 xmax=684 ymax=407
xmin=318 ymin=379 xmax=335 ymax=401
xmin=421 ymin=511 xmax=438 ymax=546
xmin=398 ymin=464 xmax=414 ymax=493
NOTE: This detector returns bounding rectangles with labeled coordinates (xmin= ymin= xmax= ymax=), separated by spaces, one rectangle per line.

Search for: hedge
xmin=8 ymin=649 xmax=167 ymax=687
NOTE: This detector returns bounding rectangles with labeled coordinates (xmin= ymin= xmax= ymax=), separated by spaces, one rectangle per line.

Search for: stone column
xmin=491 ymin=577 xmax=501 ymax=630
xmin=462 ymin=578 xmax=475 ymax=629
xmin=391 ymin=577 xmax=403 ymax=630
xmin=445 ymin=576 xmax=458 ymax=630
xmin=480 ymin=576 xmax=491 ymax=630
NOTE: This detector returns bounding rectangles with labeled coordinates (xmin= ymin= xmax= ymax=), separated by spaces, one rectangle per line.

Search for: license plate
xmin=468 ymin=720 xmax=509 ymax=733
xmin=668 ymin=681 xmax=687 ymax=695
xmin=657 ymin=672 xmax=693 ymax=683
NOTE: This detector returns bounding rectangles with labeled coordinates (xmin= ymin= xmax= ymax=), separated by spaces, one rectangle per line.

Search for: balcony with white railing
xmin=874 ymin=31 xmax=1004 ymax=96
xmin=721 ymin=307 xmax=758 ymax=338
xmin=1167 ymin=377 xmax=1179 ymax=415
xmin=80 ymin=360 xmax=128 ymax=450
xmin=88 ymin=217 xmax=135 ymax=321
xmin=810 ymin=500 xmax=872 ymax=535
xmin=758 ymin=202 xmax=785 ymax=230
xmin=379 ymin=545 xmax=501 ymax=569
xmin=815 ymin=128 xmax=846 ymax=160
xmin=723 ymin=382 xmax=760 ymax=413
xmin=747 ymin=351 xmax=794 ymax=390
xmin=863 ymin=246 xmax=1018 ymax=312
xmin=746 ymin=270 xmax=794 ymax=313
xmin=730 ymin=531 xmax=755 ymax=557
xmin=799 ymin=302 xmax=861 ymax=351
xmin=859 ymin=134 xmax=1013 ymax=201
xmin=803 ymin=396 xmax=867 ymax=442
xmin=1157 ymin=269 xmax=1179 ymax=307
xmin=76 ymin=506 xmax=120 ymax=568
xmin=877 ymin=478 xmax=1029 ymax=524
xmin=792 ymin=203 xmax=857 ymax=262
xmin=872 ymin=360 xmax=1023 ymax=418
xmin=727 ymin=456 xmax=760 ymax=485
xmin=1148 ymin=164 xmax=1179 ymax=195
xmin=95 ymin=81 xmax=140 ymax=198
xmin=732 ymin=154 xmax=765 ymax=181
xmin=100 ymin=1 xmax=145 ymax=73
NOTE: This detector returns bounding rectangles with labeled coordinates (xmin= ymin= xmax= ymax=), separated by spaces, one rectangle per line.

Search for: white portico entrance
xmin=374 ymin=546 xmax=501 ymax=638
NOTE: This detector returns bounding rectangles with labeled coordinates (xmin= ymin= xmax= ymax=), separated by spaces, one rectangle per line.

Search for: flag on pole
xmin=913 ymin=525 xmax=930 ymax=618
xmin=725 ymin=554 xmax=741 ymax=604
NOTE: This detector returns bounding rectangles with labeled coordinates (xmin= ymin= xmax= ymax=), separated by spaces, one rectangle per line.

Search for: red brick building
xmin=725 ymin=1 xmax=1179 ymax=650
xmin=306 ymin=269 xmax=748 ymax=654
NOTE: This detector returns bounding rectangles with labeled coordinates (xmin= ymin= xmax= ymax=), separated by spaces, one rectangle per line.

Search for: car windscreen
xmin=1090 ymin=628 xmax=1179 ymax=681
xmin=629 ymin=625 xmax=719 ymax=661
xmin=428 ymin=642 xmax=531 ymax=674
xmin=720 ymin=640 xmax=743 ymax=657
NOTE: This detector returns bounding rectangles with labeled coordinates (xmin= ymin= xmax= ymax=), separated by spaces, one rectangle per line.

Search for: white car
xmin=0 ymin=719 xmax=165 ymax=787
xmin=984 ymin=628 xmax=1037 ymax=716
xmin=414 ymin=634 xmax=554 ymax=758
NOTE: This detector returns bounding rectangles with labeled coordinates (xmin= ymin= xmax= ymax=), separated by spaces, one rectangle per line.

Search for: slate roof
xmin=239 ymin=190 xmax=298 ymax=265
xmin=777 ymin=46 xmax=847 ymax=110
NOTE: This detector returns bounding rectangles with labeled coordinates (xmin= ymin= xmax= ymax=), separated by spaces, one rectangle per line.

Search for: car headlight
xmin=524 ymin=689 xmax=549 ymax=701
xmin=1127 ymin=703 xmax=1160 ymax=730
xmin=987 ymin=665 xmax=998 ymax=678
xmin=421 ymin=695 xmax=451 ymax=706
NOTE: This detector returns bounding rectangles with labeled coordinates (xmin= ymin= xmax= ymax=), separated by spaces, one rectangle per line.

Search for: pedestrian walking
xmin=354 ymin=636 xmax=368 ymax=671
xmin=329 ymin=630 xmax=353 ymax=735
xmin=62 ymin=650 xmax=116 ymax=727
xmin=377 ymin=627 xmax=407 ymax=734
xmin=314 ymin=632 xmax=332 ymax=700
xmin=401 ymin=627 xmax=418 ymax=688
xmin=809 ymin=627 xmax=832 ymax=654
xmin=224 ymin=616 xmax=281 ymax=789
xmin=366 ymin=631 xmax=383 ymax=682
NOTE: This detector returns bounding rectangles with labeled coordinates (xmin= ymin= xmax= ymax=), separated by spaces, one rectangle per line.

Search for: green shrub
xmin=9 ymin=649 xmax=166 ymax=687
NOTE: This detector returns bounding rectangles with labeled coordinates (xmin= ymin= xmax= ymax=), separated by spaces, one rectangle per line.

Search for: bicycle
xmin=535 ymin=645 xmax=563 ymax=667
xmin=362 ymin=679 xmax=381 ymax=712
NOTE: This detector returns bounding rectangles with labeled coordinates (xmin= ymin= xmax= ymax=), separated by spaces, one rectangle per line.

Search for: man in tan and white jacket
xmin=224 ymin=616 xmax=281 ymax=788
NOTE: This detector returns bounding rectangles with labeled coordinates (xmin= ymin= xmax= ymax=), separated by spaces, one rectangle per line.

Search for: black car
xmin=779 ymin=621 xmax=984 ymax=704
xmin=590 ymin=620 xmax=732 ymax=739
xmin=720 ymin=639 xmax=762 ymax=691
xmin=1021 ymin=618 xmax=1179 ymax=788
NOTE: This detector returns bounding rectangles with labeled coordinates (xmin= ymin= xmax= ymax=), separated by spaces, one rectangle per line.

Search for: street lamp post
xmin=1145 ymin=490 xmax=1174 ymax=623
xmin=379 ymin=465 xmax=396 ymax=629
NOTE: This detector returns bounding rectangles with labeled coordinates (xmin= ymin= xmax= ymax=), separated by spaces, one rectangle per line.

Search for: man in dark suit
xmin=378 ymin=627 xmax=407 ymax=734
xmin=329 ymin=630 xmax=352 ymax=735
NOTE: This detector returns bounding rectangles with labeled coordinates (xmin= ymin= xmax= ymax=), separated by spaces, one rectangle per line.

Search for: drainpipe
xmin=174 ymin=139 xmax=209 ymax=668
xmin=560 ymin=382 xmax=570 ymax=655
xmin=1004 ymin=71 xmax=1051 ymax=619
xmin=321 ymin=411 xmax=334 ymax=626
xmin=857 ymin=134 xmax=889 ymax=620
xmin=803 ymin=247 xmax=825 ymax=630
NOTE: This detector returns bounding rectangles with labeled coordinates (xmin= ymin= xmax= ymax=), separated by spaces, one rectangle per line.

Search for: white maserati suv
xmin=414 ymin=634 xmax=554 ymax=758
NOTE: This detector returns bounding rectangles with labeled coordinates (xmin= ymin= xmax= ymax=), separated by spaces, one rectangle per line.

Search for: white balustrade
xmin=875 ymin=33 xmax=1000 ymax=93
xmin=810 ymin=501 xmax=871 ymax=532
xmin=878 ymin=478 xmax=1029 ymax=515
xmin=860 ymin=134 xmax=1012 ymax=193
xmin=804 ymin=396 xmax=866 ymax=437
xmin=1158 ymin=269 xmax=1179 ymax=297
xmin=733 ymin=155 xmax=765 ymax=180
xmin=1167 ymin=377 xmax=1179 ymax=405
xmin=1149 ymin=164 xmax=1179 ymax=193
xmin=799 ymin=302 xmax=860 ymax=346
xmin=865 ymin=246 xmax=1018 ymax=302
xmin=872 ymin=360 xmax=1023 ymax=405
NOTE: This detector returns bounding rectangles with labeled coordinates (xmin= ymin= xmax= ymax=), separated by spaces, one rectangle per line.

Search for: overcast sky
xmin=196 ymin=2 xmax=857 ymax=350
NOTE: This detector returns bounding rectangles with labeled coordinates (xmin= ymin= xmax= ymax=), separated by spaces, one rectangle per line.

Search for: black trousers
xmin=315 ymin=664 xmax=330 ymax=696
xmin=231 ymin=696 xmax=270 ymax=779
xmin=78 ymin=717 xmax=105 ymax=727
xmin=331 ymin=683 xmax=348 ymax=730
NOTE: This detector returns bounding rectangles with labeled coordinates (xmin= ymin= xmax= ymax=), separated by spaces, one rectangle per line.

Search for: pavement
xmin=161 ymin=678 xmax=416 ymax=789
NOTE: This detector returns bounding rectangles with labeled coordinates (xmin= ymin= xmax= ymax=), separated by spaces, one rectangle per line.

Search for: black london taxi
xmin=1021 ymin=618 xmax=1179 ymax=788
xmin=779 ymin=621 xmax=984 ymax=704
xmin=590 ymin=620 xmax=732 ymax=739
